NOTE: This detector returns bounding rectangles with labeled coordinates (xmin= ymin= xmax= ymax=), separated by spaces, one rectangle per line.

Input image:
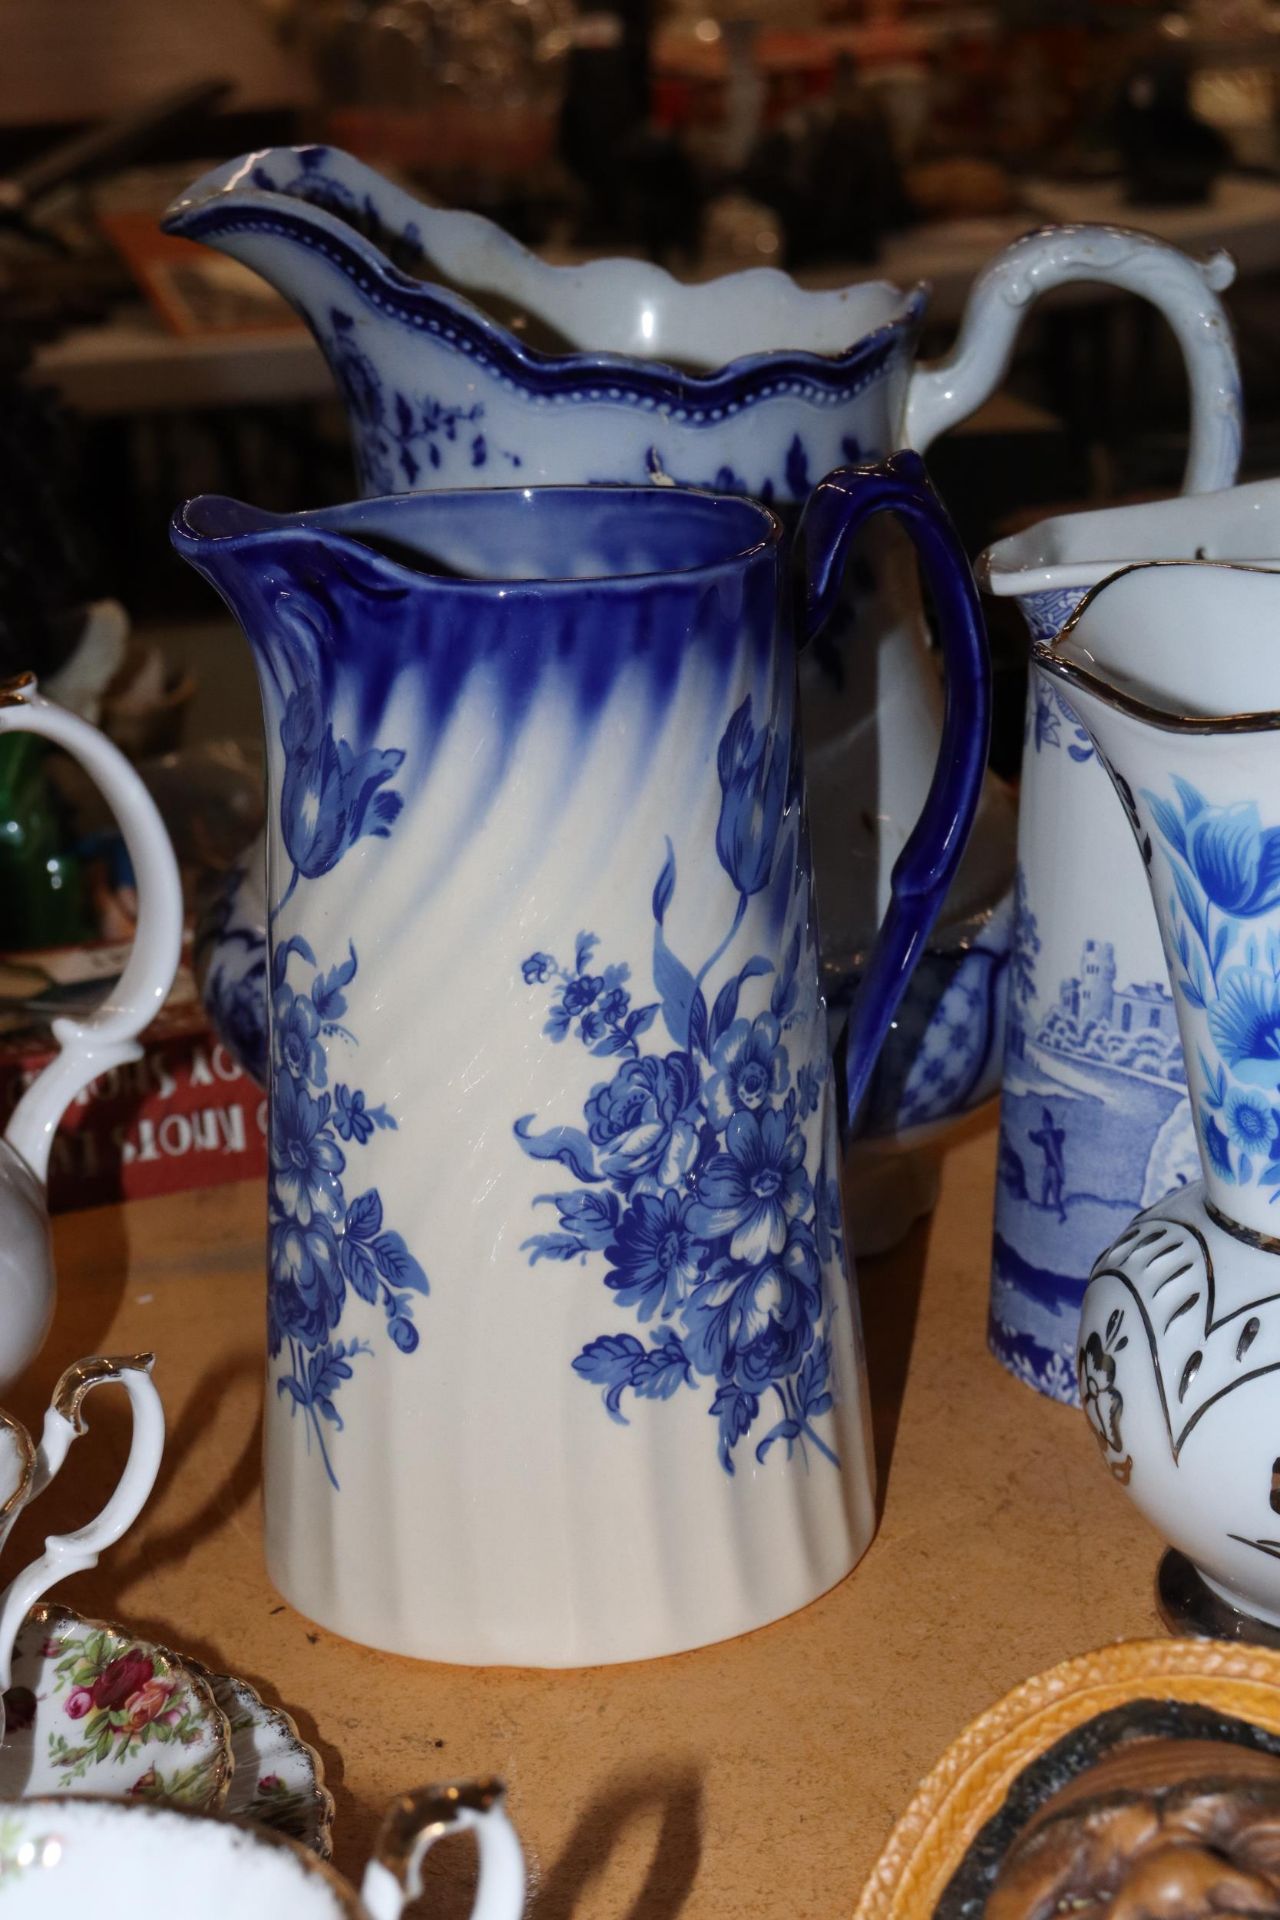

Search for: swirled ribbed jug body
xmin=173 ymin=484 xmax=876 ymax=1665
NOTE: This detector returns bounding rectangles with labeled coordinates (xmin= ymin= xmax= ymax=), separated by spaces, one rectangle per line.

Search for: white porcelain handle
xmin=0 ymin=678 xmax=183 ymax=1184
xmin=0 ymin=1353 xmax=165 ymax=1690
xmin=904 ymin=224 xmax=1241 ymax=495
xmin=361 ymin=1781 xmax=524 ymax=1920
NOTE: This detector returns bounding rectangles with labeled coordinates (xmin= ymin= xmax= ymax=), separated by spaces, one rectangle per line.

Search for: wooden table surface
xmin=5 ymin=1109 xmax=1163 ymax=1918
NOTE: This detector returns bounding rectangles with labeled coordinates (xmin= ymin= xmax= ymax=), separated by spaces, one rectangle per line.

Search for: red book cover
xmin=0 ymin=938 xmax=267 ymax=1211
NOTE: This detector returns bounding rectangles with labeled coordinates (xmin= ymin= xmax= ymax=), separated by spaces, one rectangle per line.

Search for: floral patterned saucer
xmin=0 ymin=1605 xmax=230 ymax=1810
xmin=0 ymin=1608 xmax=333 ymax=1858
xmin=193 ymin=1663 xmax=334 ymax=1859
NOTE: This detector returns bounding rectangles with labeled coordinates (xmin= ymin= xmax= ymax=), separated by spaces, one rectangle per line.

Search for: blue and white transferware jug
xmin=167 ymin=146 xmax=1234 ymax=1168
xmin=172 ymin=455 xmax=988 ymax=1666
xmin=979 ymin=482 xmax=1280 ymax=1413
xmin=1037 ymin=561 xmax=1280 ymax=1637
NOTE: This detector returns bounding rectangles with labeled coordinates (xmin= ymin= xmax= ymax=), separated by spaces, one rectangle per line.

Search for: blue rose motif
xmin=705 ymin=1014 xmax=789 ymax=1129
xmin=584 ymin=1052 xmax=702 ymax=1188
xmin=688 ymin=1108 xmax=813 ymax=1264
xmin=604 ymin=1191 xmax=709 ymax=1320
xmin=268 ymin=1215 xmax=343 ymax=1352
xmin=562 ymin=975 xmax=602 ymax=1015
xmin=715 ymin=697 xmax=787 ymax=898
xmin=279 ymin=686 xmax=405 ymax=883
xmin=1187 ymin=801 xmax=1280 ymax=917
xmin=1224 ymin=1086 xmax=1278 ymax=1156
xmin=274 ymin=982 xmax=326 ymax=1085
xmin=515 ymin=808 xmax=837 ymax=1469
xmin=1208 ymin=967 xmax=1280 ymax=1086
xmin=686 ymin=1222 xmax=820 ymax=1389
xmin=272 ymin=1074 xmax=345 ymax=1226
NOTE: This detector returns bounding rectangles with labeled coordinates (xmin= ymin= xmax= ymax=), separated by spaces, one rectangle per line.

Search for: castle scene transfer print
xmin=991 ymin=866 xmax=1196 ymax=1403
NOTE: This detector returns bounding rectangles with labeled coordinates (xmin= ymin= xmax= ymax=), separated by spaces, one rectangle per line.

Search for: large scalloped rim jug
xmin=171 ymin=455 xmax=988 ymax=1666
xmin=167 ymin=147 xmax=1241 ymax=1160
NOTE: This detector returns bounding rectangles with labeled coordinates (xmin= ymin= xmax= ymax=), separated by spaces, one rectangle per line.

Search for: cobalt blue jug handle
xmin=795 ymin=449 xmax=991 ymax=1141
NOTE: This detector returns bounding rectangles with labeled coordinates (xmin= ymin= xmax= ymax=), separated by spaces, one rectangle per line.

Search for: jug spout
xmin=171 ymin=494 xmax=279 ymax=553
xmin=170 ymin=496 xmax=325 ymax=661
xmin=171 ymin=491 xmax=449 ymax=668
xmin=164 ymin=149 xmax=506 ymax=497
xmin=162 ymin=147 xmax=439 ymax=291
xmin=1036 ymin=562 xmax=1280 ymax=1244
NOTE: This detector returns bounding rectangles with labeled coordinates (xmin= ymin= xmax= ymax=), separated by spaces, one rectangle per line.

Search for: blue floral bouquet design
xmin=515 ymin=697 xmax=844 ymax=1475
xmin=266 ymin=686 xmax=427 ymax=1489
xmin=1146 ymin=777 xmax=1280 ymax=1198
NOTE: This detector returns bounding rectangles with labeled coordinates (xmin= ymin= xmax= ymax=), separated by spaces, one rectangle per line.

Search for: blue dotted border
xmin=176 ymin=205 xmax=915 ymax=423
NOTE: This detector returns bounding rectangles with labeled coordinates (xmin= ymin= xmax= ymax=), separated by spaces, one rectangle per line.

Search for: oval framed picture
xmin=856 ymin=1638 xmax=1280 ymax=1919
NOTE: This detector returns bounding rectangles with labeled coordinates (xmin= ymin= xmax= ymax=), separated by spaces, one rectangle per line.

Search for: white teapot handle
xmin=0 ymin=1353 xmax=165 ymax=1691
xmin=0 ymin=677 xmax=182 ymax=1183
xmin=362 ymin=1781 xmax=524 ymax=1920
xmin=904 ymin=225 xmax=1241 ymax=495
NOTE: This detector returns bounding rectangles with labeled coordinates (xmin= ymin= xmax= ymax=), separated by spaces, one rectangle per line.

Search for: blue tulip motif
xmin=715 ymin=697 xmax=788 ymax=900
xmin=1145 ymin=774 xmax=1280 ymax=1199
xmin=259 ymin=675 xmax=425 ymax=1490
xmin=279 ymin=685 xmax=404 ymax=892
xmin=1185 ymin=800 xmax=1280 ymax=917
xmin=1145 ymin=781 xmax=1280 ymax=998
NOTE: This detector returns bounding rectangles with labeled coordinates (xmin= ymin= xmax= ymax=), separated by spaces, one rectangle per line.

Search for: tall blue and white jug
xmin=172 ymin=457 xmax=988 ymax=1665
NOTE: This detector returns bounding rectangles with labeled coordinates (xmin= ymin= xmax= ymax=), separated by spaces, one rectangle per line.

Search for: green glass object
xmin=0 ymin=734 xmax=86 ymax=949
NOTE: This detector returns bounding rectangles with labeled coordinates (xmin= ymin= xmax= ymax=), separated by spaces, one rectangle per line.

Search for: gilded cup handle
xmin=361 ymin=1780 xmax=524 ymax=1920
xmin=0 ymin=1354 xmax=164 ymax=1691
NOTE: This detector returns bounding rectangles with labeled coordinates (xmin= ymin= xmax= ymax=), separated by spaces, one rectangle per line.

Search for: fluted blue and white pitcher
xmin=173 ymin=456 xmax=988 ymax=1666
